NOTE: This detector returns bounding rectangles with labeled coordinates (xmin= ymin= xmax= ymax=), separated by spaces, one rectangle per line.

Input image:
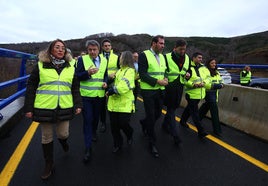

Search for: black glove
xmin=107 ymin=87 xmax=116 ymax=96
xmin=213 ymin=83 xmax=223 ymax=89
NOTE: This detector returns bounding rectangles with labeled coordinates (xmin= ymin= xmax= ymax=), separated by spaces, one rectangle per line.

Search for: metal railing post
xmin=18 ymin=58 xmax=27 ymax=91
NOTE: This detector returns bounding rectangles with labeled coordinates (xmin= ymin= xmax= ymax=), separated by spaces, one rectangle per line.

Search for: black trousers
xmin=162 ymin=83 xmax=184 ymax=137
xmin=100 ymin=96 xmax=107 ymax=124
xmin=199 ymin=101 xmax=222 ymax=133
xmin=109 ymin=112 xmax=133 ymax=147
xmin=180 ymin=94 xmax=204 ymax=132
xmin=133 ymin=80 xmax=140 ymax=106
xmin=141 ymin=89 xmax=164 ymax=144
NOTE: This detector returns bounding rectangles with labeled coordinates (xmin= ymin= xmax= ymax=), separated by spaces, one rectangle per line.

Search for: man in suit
xmin=138 ymin=35 xmax=168 ymax=158
xmin=75 ymin=40 xmax=108 ymax=163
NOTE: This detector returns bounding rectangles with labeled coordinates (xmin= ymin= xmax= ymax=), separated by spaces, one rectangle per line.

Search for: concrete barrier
xmin=180 ymin=84 xmax=268 ymax=141
xmin=0 ymin=97 xmax=25 ymax=138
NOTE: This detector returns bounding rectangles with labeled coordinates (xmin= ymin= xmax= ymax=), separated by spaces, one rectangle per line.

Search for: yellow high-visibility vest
xmin=80 ymin=55 xmax=107 ymax=97
xmin=166 ymin=52 xmax=190 ymax=84
xmin=100 ymin=50 xmax=118 ymax=76
xmin=240 ymin=70 xmax=251 ymax=84
xmin=34 ymin=62 xmax=74 ymax=109
xmin=184 ymin=61 xmax=211 ymax=99
xmin=107 ymin=67 xmax=135 ymax=113
xmin=140 ymin=50 xmax=167 ymax=90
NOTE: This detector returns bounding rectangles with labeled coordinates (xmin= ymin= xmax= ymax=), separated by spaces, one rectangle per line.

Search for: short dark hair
xmin=175 ymin=39 xmax=187 ymax=47
xmin=101 ymin=38 xmax=111 ymax=46
xmin=151 ymin=35 xmax=164 ymax=46
xmin=192 ymin=52 xmax=202 ymax=59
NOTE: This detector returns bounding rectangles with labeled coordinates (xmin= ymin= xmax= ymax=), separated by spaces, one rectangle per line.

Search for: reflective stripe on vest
xmin=80 ymin=55 xmax=107 ymax=97
xmin=166 ymin=53 xmax=190 ymax=83
xmin=34 ymin=62 xmax=74 ymax=109
xmin=140 ymin=50 xmax=166 ymax=90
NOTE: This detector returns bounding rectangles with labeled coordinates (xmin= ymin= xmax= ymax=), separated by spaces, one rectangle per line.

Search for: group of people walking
xmin=24 ymin=35 xmax=225 ymax=179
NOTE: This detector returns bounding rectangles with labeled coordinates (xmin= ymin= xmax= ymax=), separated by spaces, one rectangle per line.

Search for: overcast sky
xmin=1 ymin=0 xmax=268 ymax=44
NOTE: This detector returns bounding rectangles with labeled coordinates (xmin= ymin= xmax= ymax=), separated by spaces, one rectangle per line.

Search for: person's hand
xmin=25 ymin=112 xmax=33 ymax=118
xmin=193 ymin=82 xmax=204 ymax=88
xmin=157 ymin=78 xmax=168 ymax=86
xmin=185 ymin=72 xmax=191 ymax=80
xmin=105 ymin=91 xmax=109 ymax=97
xmin=88 ymin=65 xmax=99 ymax=75
xmin=75 ymin=108 xmax=82 ymax=115
xmin=102 ymin=82 xmax=107 ymax=89
xmin=164 ymin=78 xmax=169 ymax=86
xmin=106 ymin=87 xmax=115 ymax=97
xmin=109 ymin=73 xmax=116 ymax=79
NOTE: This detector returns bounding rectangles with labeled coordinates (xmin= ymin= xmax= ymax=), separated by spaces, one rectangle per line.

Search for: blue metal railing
xmin=0 ymin=48 xmax=37 ymax=112
xmin=218 ymin=64 xmax=268 ymax=69
xmin=217 ymin=64 xmax=268 ymax=84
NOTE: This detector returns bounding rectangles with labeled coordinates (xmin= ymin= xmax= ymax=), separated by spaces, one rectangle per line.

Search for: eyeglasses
xmin=54 ymin=45 xmax=66 ymax=51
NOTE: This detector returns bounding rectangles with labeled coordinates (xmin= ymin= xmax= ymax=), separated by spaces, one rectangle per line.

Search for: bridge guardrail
xmin=0 ymin=48 xmax=37 ymax=137
xmin=0 ymin=48 xmax=36 ymax=119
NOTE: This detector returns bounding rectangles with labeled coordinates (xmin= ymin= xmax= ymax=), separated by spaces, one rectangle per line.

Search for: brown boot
xmin=41 ymin=142 xmax=54 ymax=180
xmin=58 ymin=138 xmax=69 ymax=152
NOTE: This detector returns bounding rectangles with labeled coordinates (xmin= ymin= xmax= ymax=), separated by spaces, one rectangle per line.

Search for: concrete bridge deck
xmin=0 ymin=98 xmax=267 ymax=186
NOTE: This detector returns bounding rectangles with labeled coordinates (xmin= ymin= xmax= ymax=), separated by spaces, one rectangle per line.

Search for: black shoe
xmin=62 ymin=142 xmax=69 ymax=152
xmin=83 ymin=148 xmax=91 ymax=163
xmin=41 ymin=160 xmax=54 ymax=180
xmin=161 ymin=124 xmax=170 ymax=134
xmin=173 ymin=136 xmax=181 ymax=145
xmin=112 ymin=146 xmax=121 ymax=153
xmin=92 ymin=133 xmax=97 ymax=142
xmin=127 ymin=138 xmax=133 ymax=146
xmin=99 ymin=123 xmax=106 ymax=133
xmin=198 ymin=131 xmax=208 ymax=138
xmin=180 ymin=121 xmax=189 ymax=128
xmin=150 ymin=144 xmax=159 ymax=158
xmin=140 ymin=120 xmax=147 ymax=136
xmin=58 ymin=138 xmax=69 ymax=152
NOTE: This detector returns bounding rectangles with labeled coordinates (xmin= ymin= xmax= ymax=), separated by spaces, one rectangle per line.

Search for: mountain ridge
xmin=1 ymin=31 xmax=268 ymax=64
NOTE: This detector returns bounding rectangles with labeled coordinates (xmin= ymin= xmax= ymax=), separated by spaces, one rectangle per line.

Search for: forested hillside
xmin=1 ymin=31 xmax=268 ymax=64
